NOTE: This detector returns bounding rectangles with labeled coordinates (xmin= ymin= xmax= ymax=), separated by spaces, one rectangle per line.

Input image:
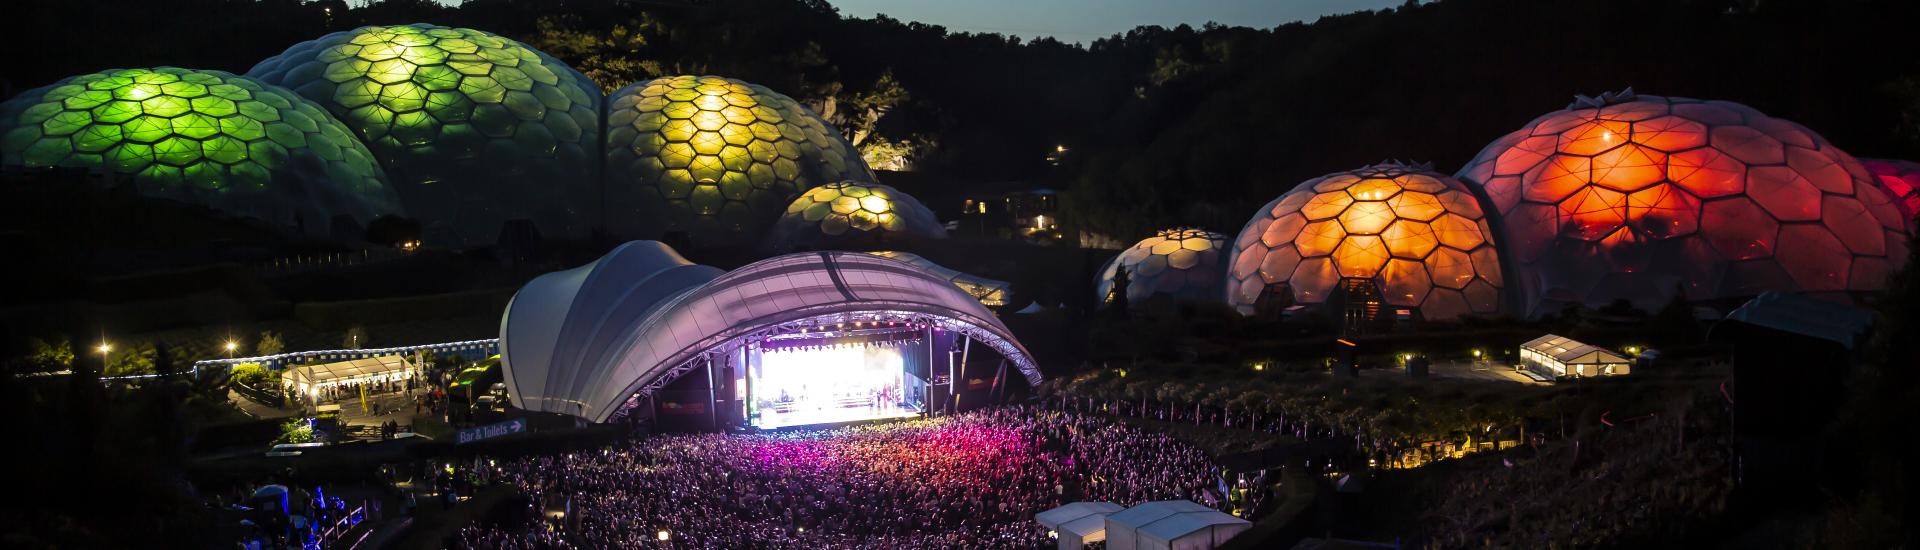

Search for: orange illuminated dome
xmin=1862 ymin=158 xmax=1920 ymax=229
xmin=1225 ymin=162 xmax=1505 ymax=320
xmin=1459 ymin=89 xmax=1909 ymax=315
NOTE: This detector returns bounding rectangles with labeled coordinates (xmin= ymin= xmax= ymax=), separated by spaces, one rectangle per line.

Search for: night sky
xmin=826 ymin=0 xmax=1407 ymax=42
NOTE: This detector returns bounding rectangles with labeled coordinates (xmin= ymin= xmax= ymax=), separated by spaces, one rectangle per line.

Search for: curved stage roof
xmin=501 ymin=242 xmax=1040 ymax=423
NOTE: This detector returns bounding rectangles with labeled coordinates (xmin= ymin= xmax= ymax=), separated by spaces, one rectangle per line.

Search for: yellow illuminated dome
xmin=766 ymin=181 xmax=946 ymax=251
xmin=1226 ymin=162 xmax=1505 ymax=320
xmin=605 ymin=75 xmax=874 ymax=247
xmin=1096 ymin=228 xmax=1230 ymax=306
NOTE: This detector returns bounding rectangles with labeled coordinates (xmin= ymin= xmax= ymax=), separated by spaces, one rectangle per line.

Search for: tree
xmin=151 ymin=341 xmax=176 ymax=377
xmin=255 ymin=331 xmax=285 ymax=357
xmin=19 ymin=336 xmax=75 ymax=372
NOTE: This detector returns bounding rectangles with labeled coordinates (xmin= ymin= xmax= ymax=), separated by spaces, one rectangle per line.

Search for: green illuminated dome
xmin=605 ymin=75 xmax=875 ymax=248
xmin=766 ymin=181 xmax=947 ymax=251
xmin=248 ymin=24 xmax=601 ymax=244
xmin=0 ymin=67 xmax=399 ymax=231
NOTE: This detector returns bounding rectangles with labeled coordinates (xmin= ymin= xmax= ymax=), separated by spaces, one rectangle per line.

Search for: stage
xmin=746 ymin=326 xmax=934 ymax=430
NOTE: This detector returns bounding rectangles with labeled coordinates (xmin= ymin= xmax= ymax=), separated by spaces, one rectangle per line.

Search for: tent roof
xmin=1061 ymin=514 xmax=1110 ymax=538
xmin=283 ymin=355 xmax=411 ymax=385
xmin=502 ymin=242 xmax=1041 ymax=423
xmin=1724 ymin=291 xmax=1873 ymax=349
xmin=1109 ymin=500 xmax=1249 ymax=545
xmin=1107 ymin=500 xmax=1215 ymax=529
xmin=1138 ymin=509 xmax=1250 ymax=542
xmin=1037 ymin=501 xmax=1123 ymax=529
xmin=1520 ymin=334 xmax=1626 ymax=364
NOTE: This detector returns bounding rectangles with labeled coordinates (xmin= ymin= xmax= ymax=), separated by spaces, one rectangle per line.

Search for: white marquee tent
xmin=1037 ymin=501 xmax=1124 ymax=550
xmin=281 ymin=355 xmax=417 ymax=403
xmin=1518 ymin=334 xmax=1630 ymax=379
xmin=1105 ymin=500 xmax=1251 ymax=550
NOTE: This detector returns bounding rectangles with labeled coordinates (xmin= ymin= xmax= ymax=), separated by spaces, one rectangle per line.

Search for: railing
xmin=312 ymin=504 xmax=367 ymax=549
xmin=193 ymin=339 xmax=500 ymax=372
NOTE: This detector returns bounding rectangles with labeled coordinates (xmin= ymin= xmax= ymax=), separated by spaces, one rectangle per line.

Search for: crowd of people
xmin=452 ymin=407 xmax=1227 ymax=549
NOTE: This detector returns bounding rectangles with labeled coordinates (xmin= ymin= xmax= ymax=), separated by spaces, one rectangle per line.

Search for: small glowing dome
xmin=248 ymin=24 xmax=602 ymax=244
xmin=766 ymin=181 xmax=946 ymax=251
xmin=1459 ymin=90 xmax=1908 ymax=315
xmin=604 ymin=75 xmax=874 ymax=248
xmin=1226 ymin=163 xmax=1504 ymax=320
xmin=0 ymin=67 xmax=400 ymax=230
xmin=1862 ymin=158 xmax=1920 ymax=230
xmin=1097 ymin=228 xmax=1230 ymax=306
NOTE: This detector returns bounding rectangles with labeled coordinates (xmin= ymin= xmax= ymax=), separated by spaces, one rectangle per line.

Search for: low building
xmin=1104 ymin=500 xmax=1250 ymax=550
xmin=1518 ymin=334 xmax=1629 ymax=379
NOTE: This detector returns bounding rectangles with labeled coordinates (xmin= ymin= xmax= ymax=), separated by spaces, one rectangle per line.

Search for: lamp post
xmin=225 ymin=341 xmax=239 ymax=359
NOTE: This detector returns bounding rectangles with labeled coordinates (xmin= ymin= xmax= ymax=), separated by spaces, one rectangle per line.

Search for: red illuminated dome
xmin=1225 ymin=162 xmax=1505 ymax=321
xmin=1459 ymin=90 xmax=1909 ymax=315
xmin=1862 ymin=158 xmax=1920 ymax=230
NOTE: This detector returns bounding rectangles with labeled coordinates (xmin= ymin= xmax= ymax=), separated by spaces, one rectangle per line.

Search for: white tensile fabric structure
xmin=1104 ymin=500 xmax=1251 ymax=550
xmin=1036 ymin=501 xmax=1124 ymax=550
xmin=500 ymin=241 xmax=1040 ymax=422
xmin=1518 ymin=334 xmax=1630 ymax=379
xmin=866 ymin=251 xmax=1012 ymax=307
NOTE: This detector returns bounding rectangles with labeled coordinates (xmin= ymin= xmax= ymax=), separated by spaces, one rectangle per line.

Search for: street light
xmin=225 ymin=340 xmax=239 ymax=358
xmin=97 ymin=342 xmax=111 ymax=355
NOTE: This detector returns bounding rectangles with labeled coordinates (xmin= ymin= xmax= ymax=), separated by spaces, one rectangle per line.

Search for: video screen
xmin=750 ymin=344 xmax=921 ymax=429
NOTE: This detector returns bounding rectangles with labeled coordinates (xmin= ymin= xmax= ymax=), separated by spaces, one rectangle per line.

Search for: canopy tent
xmin=281 ymin=355 xmax=417 ymax=402
xmin=1037 ymin=501 xmax=1124 ymax=550
xmin=1518 ymin=334 xmax=1630 ymax=379
xmin=1106 ymin=500 xmax=1251 ymax=550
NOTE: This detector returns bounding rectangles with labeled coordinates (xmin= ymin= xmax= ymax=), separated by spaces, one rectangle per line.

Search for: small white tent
xmin=1106 ymin=500 xmax=1252 ymax=550
xmin=1037 ymin=501 xmax=1124 ymax=550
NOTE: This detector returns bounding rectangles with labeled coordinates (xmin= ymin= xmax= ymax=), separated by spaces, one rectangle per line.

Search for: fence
xmin=192 ymin=339 xmax=500 ymax=372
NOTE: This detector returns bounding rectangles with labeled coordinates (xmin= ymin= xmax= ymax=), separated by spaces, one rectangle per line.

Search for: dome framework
xmin=248 ymin=24 xmax=601 ymax=244
xmin=766 ymin=181 xmax=947 ymax=252
xmin=0 ymin=67 xmax=399 ymax=231
xmin=1226 ymin=162 xmax=1505 ymax=321
xmin=605 ymin=75 xmax=874 ymax=247
xmin=1095 ymin=228 xmax=1230 ymax=306
xmin=1458 ymin=90 xmax=1908 ymax=315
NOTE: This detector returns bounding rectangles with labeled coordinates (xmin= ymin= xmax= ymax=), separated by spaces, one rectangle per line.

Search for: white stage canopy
xmin=1105 ymin=500 xmax=1252 ymax=550
xmin=1037 ymin=501 xmax=1124 ymax=550
xmin=500 ymin=241 xmax=1041 ymax=423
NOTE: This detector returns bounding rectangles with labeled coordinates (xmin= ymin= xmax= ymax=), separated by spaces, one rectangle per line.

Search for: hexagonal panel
xmin=0 ymin=67 xmax=398 ymax=231
xmin=249 ymin=23 xmax=602 ymax=244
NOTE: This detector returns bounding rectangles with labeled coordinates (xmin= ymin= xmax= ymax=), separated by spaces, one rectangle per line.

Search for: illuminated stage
xmin=747 ymin=329 xmax=929 ymax=429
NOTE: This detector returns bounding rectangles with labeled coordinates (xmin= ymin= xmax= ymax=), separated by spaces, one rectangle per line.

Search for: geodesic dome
xmin=1225 ymin=163 xmax=1505 ymax=320
xmin=764 ymin=181 xmax=946 ymax=252
xmin=0 ymin=67 xmax=400 ymax=231
xmin=248 ymin=24 xmax=601 ymax=245
xmin=1458 ymin=90 xmax=1909 ymax=315
xmin=1862 ymin=158 xmax=1920 ymax=229
xmin=604 ymin=75 xmax=874 ymax=247
xmin=1095 ymin=228 xmax=1229 ymax=306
